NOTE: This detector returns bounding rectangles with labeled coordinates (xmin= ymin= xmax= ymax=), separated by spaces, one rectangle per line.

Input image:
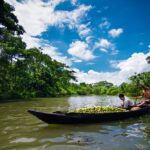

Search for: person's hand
xmin=139 ymin=99 xmax=145 ymax=103
xmin=141 ymin=101 xmax=146 ymax=105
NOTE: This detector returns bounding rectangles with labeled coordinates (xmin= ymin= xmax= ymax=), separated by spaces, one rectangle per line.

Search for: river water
xmin=0 ymin=96 xmax=150 ymax=150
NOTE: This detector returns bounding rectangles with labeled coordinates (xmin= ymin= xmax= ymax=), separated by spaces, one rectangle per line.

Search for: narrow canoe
xmin=28 ymin=106 xmax=150 ymax=124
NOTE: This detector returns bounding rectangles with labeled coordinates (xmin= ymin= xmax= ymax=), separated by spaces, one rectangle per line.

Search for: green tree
xmin=107 ymin=86 xmax=119 ymax=95
xmin=129 ymin=72 xmax=150 ymax=89
xmin=0 ymin=0 xmax=24 ymax=35
xmin=0 ymin=0 xmax=76 ymax=99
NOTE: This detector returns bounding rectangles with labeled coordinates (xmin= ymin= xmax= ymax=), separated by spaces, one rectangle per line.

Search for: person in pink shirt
xmin=119 ymin=93 xmax=148 ymax=110
xmin=119 ymin=93 xmax=135 ymax=110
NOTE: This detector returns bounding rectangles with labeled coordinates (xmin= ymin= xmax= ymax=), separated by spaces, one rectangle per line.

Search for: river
xmin=0 ymin=96 xmax=150 ymax=150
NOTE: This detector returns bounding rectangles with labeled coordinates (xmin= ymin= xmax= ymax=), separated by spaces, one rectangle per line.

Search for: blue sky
xmin=6 ymin=0 xmax=150 ymax=84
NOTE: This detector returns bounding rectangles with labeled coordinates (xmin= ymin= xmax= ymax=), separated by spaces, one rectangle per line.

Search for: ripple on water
xmin=10 ymin=137 xmax=36 ymax=143
xmin=67 ymin=137 xmax=95 ymax=145
xmin=125 ymin=123 xmax=145 ymax=138
xmin=65 ymin=132 xmax=103 ymax=146
xmin=40 ymin=137 xmax=66 ymax=143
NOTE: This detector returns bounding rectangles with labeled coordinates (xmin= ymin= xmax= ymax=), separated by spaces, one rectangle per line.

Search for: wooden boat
xmin=28 ymin=106 xmax=150 ymax=124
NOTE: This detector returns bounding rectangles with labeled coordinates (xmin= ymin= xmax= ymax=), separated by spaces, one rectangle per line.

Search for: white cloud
xmin=66 ymin=4 xmax=92 ymax=29
xmin=41 ymin=44 xmax=72 ymax=66
xmin=22 ymin=33 xmax=72 ymax=66
xmin=6 ymin=0 xmax=92 ymax=36
xmin=74 ymin=52 xmax=150 ymax=85
xmin=94 ymin=38 xmax=119 ymax=55
xmin=74 ymin=70 xmax=119 ymax=84
xmin=148 ymin=45 xmax=150 ymax=48
xmin=108 ymin=28 xmax=123 ymax=38
xmin=94 ymin=38 xmax=112 ymax=52
xmin=115 ymin=52 xmax=150 ymax=73
xmin=6 ymin=0 xmax=64 ymax=36
xmin=68 ymin=40 xmax=96 ymax=61
xmin=22 ymin=34 xmax=41 ymax=48
xmin=99 ymin=18 xmax=110 ymax=29
xmin=78 ymin=23 xmax=91 ymax=38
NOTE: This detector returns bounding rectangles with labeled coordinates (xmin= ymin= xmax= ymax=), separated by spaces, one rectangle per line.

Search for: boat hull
xmin=28 ymin=106 xmax=150 ymax=124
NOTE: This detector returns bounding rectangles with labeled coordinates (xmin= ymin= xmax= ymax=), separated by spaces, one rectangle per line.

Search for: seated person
xmin=119 ymin=93 xmax=150 ymax=110
xmin=119 ymin=93 xmax=135 ymax=110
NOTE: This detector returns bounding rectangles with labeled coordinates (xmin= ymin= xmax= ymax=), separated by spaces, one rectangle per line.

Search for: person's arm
xmin=136 ymin=101 xmax=146 ymax=107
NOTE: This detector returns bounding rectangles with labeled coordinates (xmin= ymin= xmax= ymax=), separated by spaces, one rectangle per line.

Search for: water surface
xmin=0 ymin=96 xmax=150 ymax=150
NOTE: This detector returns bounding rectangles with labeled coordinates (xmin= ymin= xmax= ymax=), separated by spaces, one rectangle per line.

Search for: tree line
xmin=0 ymin=0 xmax=150 ymax=100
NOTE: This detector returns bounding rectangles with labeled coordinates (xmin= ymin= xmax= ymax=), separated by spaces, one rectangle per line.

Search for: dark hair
xmin=119 ymin=93 xmax=124 ymax=98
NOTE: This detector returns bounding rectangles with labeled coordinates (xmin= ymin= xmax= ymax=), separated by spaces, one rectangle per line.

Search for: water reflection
xmin=10 ymin=137 xmax=36 ymax=143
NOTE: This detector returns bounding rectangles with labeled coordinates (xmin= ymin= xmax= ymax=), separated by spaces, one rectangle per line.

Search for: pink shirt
xmin=121 ymin=99 xmax=134 ymax=109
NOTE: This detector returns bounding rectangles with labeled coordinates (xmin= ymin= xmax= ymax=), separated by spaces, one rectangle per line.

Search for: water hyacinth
xmin=70 ymin=106 xmax=128 ymax=113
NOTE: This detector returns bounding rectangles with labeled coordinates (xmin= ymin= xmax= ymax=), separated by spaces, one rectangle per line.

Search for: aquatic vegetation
xmin=70 ymin=106 xmax=128 ymax=113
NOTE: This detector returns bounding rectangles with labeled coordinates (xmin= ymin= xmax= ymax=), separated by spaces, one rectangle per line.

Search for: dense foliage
xmin=68 ymin=81 xmax=119 ymax=96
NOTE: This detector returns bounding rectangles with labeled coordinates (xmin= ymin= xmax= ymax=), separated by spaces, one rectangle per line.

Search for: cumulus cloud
xmin=94 ymin=38 xmax=119 ymax=55
xmin=22 ymin=33 xmax=72 ymax=66
xmin=68 ymin=40 xmax=96 ymax=61
xmin=6 ymin=0 xmax=92 ymax=36
xmin=94 ymin=38 xmax=112 ymax=52
xmin=115 ymin=52 xmax=150 ymax=73
xmin=108 ymin=28 xmax=123 ymax=38
xmin=74 ymin=52 xmax=150 ymax=85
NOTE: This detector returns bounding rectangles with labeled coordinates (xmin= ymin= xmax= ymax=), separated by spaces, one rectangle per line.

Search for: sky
xmin=6 ymin=0 xmax=150 ymax=85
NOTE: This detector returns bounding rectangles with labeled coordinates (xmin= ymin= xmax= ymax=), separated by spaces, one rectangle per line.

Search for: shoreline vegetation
xmin=0 ymin=0 xmax=150 ymax=100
